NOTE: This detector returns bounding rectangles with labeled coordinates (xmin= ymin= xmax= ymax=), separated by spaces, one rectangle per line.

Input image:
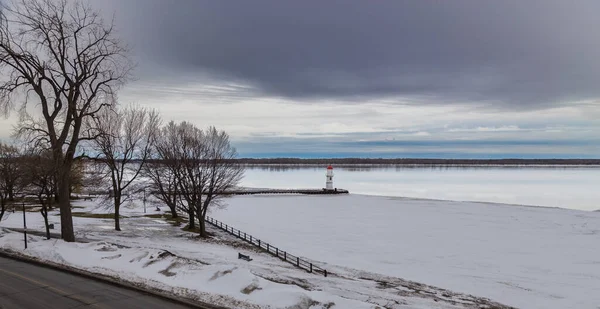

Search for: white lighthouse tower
xmin=325 ymin=165 xmax=334 ymax=190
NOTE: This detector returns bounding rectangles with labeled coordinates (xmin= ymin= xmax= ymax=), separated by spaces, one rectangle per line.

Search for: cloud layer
xmin=100 ymin=0 xmax=600 ymax=109
xmin=1 ymin=1 xmax=599 ymax=158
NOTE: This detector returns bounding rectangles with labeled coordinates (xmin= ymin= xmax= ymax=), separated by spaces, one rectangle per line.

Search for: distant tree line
xmin=233 ymin=158 xmax=600 ymax=166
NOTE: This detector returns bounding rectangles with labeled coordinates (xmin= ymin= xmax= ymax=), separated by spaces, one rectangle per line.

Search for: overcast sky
xmin=1 ymin=0 xmax=599 ymax=158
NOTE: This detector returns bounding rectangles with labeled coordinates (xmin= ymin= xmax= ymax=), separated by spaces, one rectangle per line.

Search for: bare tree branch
xmin=148 ymin=121 xmax=244 ymax=236
xmin=90 ymin=104 xmax=160 ymax=231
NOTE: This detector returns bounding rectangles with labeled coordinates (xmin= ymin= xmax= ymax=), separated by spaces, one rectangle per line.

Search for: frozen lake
xmin=241 ymin=166 xmax=600 ymax=211
xmin=212 ymin=166 xmax=600 ymax=308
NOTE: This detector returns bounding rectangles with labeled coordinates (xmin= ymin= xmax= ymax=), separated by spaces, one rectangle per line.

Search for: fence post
xmin=244 ymin=232 xmax=247 ymax=240
xmin=238 ymin=230 xmax=241 ymax=238
xmin=310 ymin=263 xmax=312 ymax=273
xmin=250 ymin=235 xmax=253 ymax=242
xmin=258 ymin=239 xmax=261 ymax=247
xmin=276 ymin=247 xmax=278 ymax=256
xmin=284 ymin=251 xmax=286 ymax=260
xmin=324 ymin=270 xmax=327 ymax=277
xmin=296 ymin=257 xmax=299 ymax=267
xmin=267 ymin=243 xmax=270 ymax=253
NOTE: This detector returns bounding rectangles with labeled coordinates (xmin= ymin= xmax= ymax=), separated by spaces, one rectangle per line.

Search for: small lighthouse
xmin=325 ymin=165 xmax=334 ymax=190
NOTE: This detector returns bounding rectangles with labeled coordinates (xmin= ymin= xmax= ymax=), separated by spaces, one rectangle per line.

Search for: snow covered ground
xmin=0 ymin=198 xmax=510 ymax=309
xmin=211 ymin=194 xmax=600 ymax=309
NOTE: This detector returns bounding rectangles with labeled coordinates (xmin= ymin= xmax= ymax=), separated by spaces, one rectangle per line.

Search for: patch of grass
xmin=71 ymin=212 xmax=124 ymax=219
xmin=159 ymin=261 xmax=180 ymax=277
xmin=143 ymin=213 xmax=188 ymax=227
xmin=143 ymin=214 xmax=163 ymax=219
xmin=166 ymin=215 xmax=187 ymax=227
xmin=241 ymin=282 xmax=262 ymax=295
xmin=209 ymin=268 xmax=234 ymax=281
xmin=5 ymin=200 xmax=57 ymax=211
xmin=182 ymin=225 xmax=201 ymax=233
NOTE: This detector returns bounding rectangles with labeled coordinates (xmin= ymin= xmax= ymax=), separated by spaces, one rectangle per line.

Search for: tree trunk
xmin=199 ymin=215 xmax=206 ymax=237
xmin=114 ymin=195 xmax=121 ymax=231
xmin=37 ymin=194 xmax=51 ymax=240
xmin=54 ymin=179 xmax=59 ymax=203
xmin=114 ymin=209 xmax=120 ymax=231
xmin=0 ymin=199 xmax=5 ymax=222
xmin=198 ymin=197 xmax=211 ymax=238
xmin=44 ymin=215 xmax=50 ymax=240
xmin=187 ymin=206 xmax=195 ymax=230
xmin=169 ymin=206 xmax=178 ymax=219
xmin=40 ymin=207 xmax=50 ymax=240
xmin=58 ymin=167 xmax=75 ymax=242
xmin=169 ymin=188 xmax=178 ymax=218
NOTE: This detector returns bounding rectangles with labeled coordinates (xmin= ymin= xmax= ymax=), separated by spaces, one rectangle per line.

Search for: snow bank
xmin=0 ymin=231 xmax=370 ymax=309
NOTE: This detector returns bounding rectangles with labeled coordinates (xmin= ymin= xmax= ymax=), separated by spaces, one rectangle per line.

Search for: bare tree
xmin=153 ymin=121 xmax=195 ymax=226
xmin=0 ymin=141 xmax=24 ymax=221
xmin=90 ymin=105 xmax=160 ymax=231
xmin=144 ymin=160 xmax=180 ymax=219
xmin=194 ymin=126 xmax=244 ymax=236
xmin=22 ymin=147 xmax=56 ymax=239
xmin=173 ymin=122 xmax=206 ymax=231
xmin=0 ymin=0 xmax=132 ymax=241
xmin=154 ymin=122 xmax=243 ymax=236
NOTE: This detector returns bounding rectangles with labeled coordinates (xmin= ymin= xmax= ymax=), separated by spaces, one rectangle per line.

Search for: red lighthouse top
xmin=327 ymin=165 xmax=333 ymax=170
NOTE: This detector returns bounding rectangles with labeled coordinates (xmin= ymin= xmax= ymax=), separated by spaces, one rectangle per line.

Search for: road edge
xmin=0 ymin=248 xmax=229 ymax=309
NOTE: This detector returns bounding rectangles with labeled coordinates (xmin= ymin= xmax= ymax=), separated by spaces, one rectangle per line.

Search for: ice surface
xmin=242 ymin=166 xmax=600 ymax=210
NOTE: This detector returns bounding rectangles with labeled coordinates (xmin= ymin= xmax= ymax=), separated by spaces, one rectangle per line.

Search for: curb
xmin=0 ymin=249 xmax=229 ymax=309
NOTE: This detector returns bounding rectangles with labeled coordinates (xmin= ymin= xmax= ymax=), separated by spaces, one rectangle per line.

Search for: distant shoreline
xmin=236 ymin=158 xmax=600 ymax=166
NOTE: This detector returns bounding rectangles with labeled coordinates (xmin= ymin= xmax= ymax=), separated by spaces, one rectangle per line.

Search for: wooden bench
xmin=238 ymin=253 xmax=252 ymax=261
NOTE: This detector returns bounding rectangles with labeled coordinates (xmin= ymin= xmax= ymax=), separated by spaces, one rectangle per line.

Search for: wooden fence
xmin=206 ymin=216 xmax=328 ymax=277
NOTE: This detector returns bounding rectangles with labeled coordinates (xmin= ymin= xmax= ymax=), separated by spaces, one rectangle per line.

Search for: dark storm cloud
xmin=100 ymin=0 xmax=600 ymax=108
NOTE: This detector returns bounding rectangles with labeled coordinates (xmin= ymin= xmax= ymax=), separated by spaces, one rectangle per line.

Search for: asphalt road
xmin=0 ymin=256 xmax=193 ymax=309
